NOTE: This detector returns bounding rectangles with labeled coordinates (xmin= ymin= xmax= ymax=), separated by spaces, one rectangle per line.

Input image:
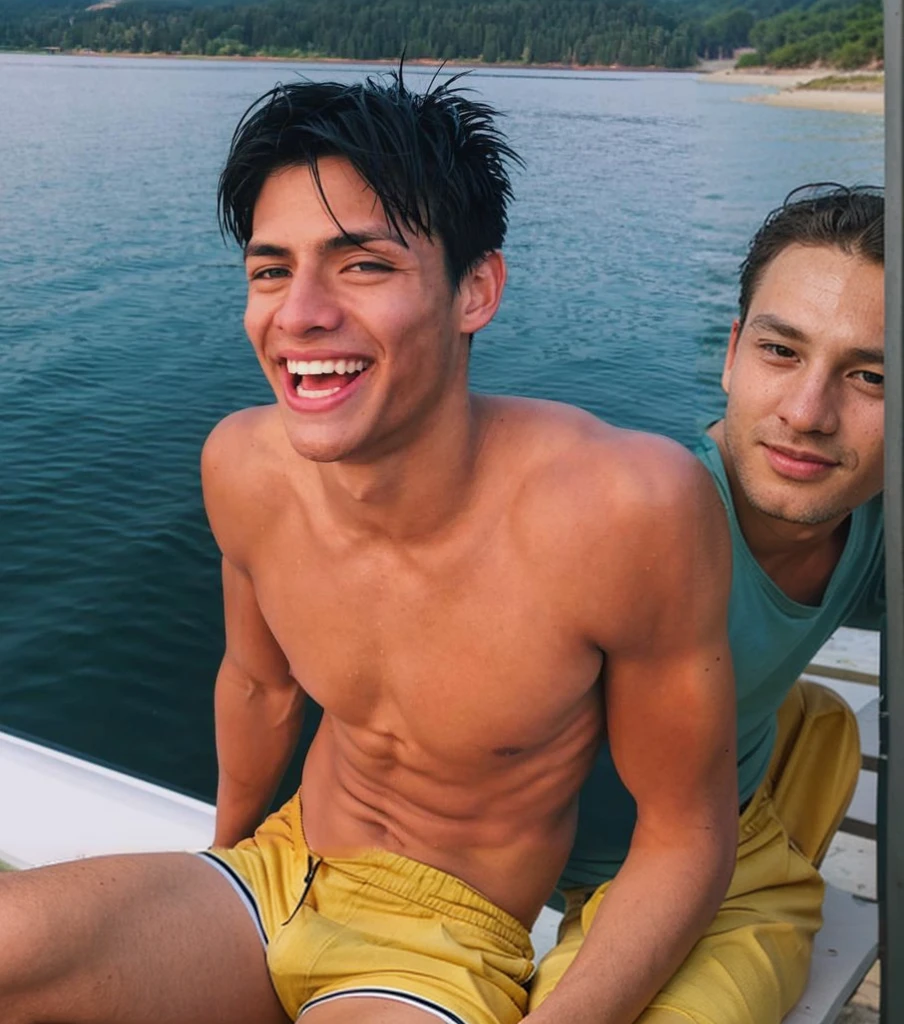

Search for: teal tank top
xmin=558 ymin=434 xmax=885 ymax=890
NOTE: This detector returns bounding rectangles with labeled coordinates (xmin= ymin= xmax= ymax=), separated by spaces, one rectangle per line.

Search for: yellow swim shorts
xmin=200 ymin=795 xmax=534 ymax=1024
xmin=529 ymin=681 xmax=860 ymax=1023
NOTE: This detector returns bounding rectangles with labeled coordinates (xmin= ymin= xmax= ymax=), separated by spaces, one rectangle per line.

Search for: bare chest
xmin=250 ymin=532 xmax=603 ymax=760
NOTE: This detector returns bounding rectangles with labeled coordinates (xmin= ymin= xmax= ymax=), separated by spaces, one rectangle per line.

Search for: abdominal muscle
xmin=298 ymin=704 xmax=602 ymax=928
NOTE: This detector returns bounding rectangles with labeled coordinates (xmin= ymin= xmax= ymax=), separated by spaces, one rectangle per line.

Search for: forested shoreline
xmin=0 ymin=0 xmax=886 ymax=70
xmin=745 ymin=0 xmax=882 ymax=68
xmin=0 ymin=0 xmax=704 ymax=68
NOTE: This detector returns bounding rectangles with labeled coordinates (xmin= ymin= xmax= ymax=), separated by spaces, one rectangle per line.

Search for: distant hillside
xmin=685 ymin=0 xmax=883 ymax=60
xmin=0 ymin=0 xmax=68 ymax=10
xmin=744 ymin=0 xmax=882 ymax=67
xmin=0 ymin=0 xmax=706 ymax=68
xmin=0 ymin=0 xmax=224 ymax=13
xmin=0 ymin=0 xmax=224 ymax=8
xmin=675 ymin=0 xmax=838 ymax=17
xmin=0 ymin=0 xmax=884 ymax=69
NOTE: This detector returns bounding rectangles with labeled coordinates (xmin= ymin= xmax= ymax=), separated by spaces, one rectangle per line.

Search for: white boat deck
xmin=0 ymin=732 xmax=214 ymax=870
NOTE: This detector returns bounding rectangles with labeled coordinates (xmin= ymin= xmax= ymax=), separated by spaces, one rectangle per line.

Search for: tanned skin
xmin=716 ymin=243 xmax=884 ymax=603
xmin=0 ymin=160 xmax=736 ymax=1024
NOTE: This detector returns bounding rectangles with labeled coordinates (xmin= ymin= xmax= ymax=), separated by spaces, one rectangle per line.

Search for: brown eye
xmin=766 ymin=343 xmax=796 ymax=359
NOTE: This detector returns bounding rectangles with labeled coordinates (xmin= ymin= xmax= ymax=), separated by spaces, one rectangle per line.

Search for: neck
xmin=708 ymin=422 xmax=851 ymax=603
xmin=309 ymin=391 xmax=490 ymax=543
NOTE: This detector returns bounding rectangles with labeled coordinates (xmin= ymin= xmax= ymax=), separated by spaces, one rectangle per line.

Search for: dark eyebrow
xmin=851 ymin=347 xmax=885 ymax=365
xmin=243 ymin=242 xmax=291 ymax=261
xmin=243 ymin=230 xmax=408 ymax=262
xmin=746 ymin=314 xmax=808 ymax=342
xmin=321 ymin=230 xmax=409 ymax=254
xmin=747 ymin=314 xmax=884 ymax=365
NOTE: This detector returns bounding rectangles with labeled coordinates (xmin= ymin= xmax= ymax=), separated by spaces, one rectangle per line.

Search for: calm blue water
xmin=0 ymin=53 xmax=884 ymax=799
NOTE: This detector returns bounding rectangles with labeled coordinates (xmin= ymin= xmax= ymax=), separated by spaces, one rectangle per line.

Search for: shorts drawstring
xmin=283 ymin=853 xmax=322 ymax=927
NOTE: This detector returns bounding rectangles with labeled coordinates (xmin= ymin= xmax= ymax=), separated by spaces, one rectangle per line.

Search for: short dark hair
xmin=218 ymin=69 xmax=523 ymax=286
xmin=738 ymin=183 xmax=884 ymax=326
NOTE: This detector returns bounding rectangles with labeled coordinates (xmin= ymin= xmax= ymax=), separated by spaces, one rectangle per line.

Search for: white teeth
xmin=296 ymin=384 xmax=341 ymax=399
xmin=286 ymin=358 xmax=369 ymax=375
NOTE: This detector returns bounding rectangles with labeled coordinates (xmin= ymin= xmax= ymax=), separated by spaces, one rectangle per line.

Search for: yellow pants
xmin=202 ymin=795 xmax=534 ymax=1024
xmin=529 ymin=681 xmax=861 ymax=1024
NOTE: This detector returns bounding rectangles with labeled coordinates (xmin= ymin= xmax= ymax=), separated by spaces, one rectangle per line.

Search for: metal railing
xmin=881 ymin=0 xmax=904 ymax=1017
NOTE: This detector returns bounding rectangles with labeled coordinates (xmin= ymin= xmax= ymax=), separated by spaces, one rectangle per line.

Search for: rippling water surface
xmin=0 ymin=53 xmax=884 ymax=797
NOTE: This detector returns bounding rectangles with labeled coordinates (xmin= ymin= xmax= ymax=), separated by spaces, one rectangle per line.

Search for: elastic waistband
xmin=288 ymin=794 xmax=531 ymax=953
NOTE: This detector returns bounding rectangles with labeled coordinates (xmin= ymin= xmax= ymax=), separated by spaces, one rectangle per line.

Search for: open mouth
xmin=286 ymin=357 xmax=372 ymax=400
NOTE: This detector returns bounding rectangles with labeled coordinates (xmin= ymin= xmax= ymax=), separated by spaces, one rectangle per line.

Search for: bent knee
xmin=0 ymin=857 xmax=162 ymax=997
xmin=795 ymin=680 xmax=857 ymax=730
xmin=0 ymin=868 xmax=81 ymax=992
xmin=0 ymin=885 xmax=62 ymax=1024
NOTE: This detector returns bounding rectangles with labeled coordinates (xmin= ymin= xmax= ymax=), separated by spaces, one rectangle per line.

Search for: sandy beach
xmin=699 ymin=67 xmax=884 ymax=115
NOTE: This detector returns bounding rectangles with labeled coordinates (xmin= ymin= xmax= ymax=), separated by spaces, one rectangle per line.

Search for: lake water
xmin=0 ymin=53 xmax=884 ymax=800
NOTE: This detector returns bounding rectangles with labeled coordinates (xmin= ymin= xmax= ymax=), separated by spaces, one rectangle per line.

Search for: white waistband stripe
xmin=300 ymin=987 xmax=470 ymax=1024
xmin=195 ymin=851 xmax=268 ymax=948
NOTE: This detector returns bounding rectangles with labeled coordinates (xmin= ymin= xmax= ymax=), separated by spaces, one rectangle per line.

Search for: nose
xmin=273 ymin=267 xmax=342 ymax=337
xmin=776 ymin=369 xmax=840 ymax=436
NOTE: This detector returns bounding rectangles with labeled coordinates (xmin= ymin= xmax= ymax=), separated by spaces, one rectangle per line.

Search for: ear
xmin=458 ymin=251 xmax=507 ymax=336
xmin=721 ymin=319 xmax=741 ymax=395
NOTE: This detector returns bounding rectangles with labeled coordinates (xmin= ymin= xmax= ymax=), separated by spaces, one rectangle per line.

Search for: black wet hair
xmin=218 ymin=68 xmax=523 ymax=286
xmin=738 ymin=183 xmax=884 ymax=326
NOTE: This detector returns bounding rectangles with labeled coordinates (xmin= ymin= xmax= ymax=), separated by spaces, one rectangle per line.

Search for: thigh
xmin=770 ymin=680 xmax=860 ymax=866
xmin=638 ymin=812 xmax=824 ymax=1024
xmin=533 ymin=801 xmax=823 ymax=1024
xmin=0 ymin=852 xmax=288 ymax=1024
xmin=303 ymin=997 xmax=466 ymax=1024
xmin=637 ymin=909 xmax=813 ymax=1024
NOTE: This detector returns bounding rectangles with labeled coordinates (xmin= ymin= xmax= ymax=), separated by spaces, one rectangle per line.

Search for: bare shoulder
xmin=201 ymin=406 xmax=290 ymax=565
xmin=202 ymin=405 xmax=281 ymax=474
xmin=489 ymin=396 xmax=718 ymax=527
xmin=490 ymin=397 xmax=729 ymax=636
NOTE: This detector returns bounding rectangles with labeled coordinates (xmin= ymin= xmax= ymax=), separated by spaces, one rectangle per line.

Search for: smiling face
xmin=243 ymin=158 xmax=504 ymax=463
xmin=721 ymin=243 xmax=885 ymax=527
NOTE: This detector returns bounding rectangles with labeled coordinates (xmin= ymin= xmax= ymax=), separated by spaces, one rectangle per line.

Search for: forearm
xmin=530 ymin=832 xmax=736 ymax=1024
xmin=213 ymin=660 xmax=305 ymax=847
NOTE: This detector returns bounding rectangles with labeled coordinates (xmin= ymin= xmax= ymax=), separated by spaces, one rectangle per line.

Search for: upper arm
xmin=201 ymin=413 xmax=295 ymax=693
xmin=201 ymin=411 xmax=254 ymax=563
xmin=220 ymin=555 xmax=294 ymax=692
xmin=599 ymin=444 xmax=736 ymax=847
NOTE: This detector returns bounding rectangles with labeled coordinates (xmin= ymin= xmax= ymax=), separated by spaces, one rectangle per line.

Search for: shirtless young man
xmin=0 ymin=75 xmax=736 ymax=1024
xmin=531 ymin=184 xmax=885 ymax=1023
